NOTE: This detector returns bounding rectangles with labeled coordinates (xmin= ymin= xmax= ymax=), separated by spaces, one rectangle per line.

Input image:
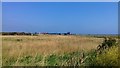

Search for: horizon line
xmin=0 ymin=31 xmax=118 ymax=35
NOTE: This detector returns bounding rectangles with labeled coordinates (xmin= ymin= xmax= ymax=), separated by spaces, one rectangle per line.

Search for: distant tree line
xmin=1 ymin=32 xmax=37 ymax=35
xmin=1 ymin=32 xmax=72 ymax=36
xmin=41 ymin=32 xmax=71 ymax=35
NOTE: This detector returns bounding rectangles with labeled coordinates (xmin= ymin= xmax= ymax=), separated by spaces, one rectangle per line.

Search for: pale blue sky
xmin=2 ymin=2 xmax=118 ymax=34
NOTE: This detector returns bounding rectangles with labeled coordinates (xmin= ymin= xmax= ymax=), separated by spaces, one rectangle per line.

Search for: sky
xmin=2 ymin=2 xmax=118 ymax=34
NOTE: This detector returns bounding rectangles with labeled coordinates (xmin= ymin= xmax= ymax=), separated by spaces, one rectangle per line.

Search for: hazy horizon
xmin=2 ymin=2 xmax=118 ymax=34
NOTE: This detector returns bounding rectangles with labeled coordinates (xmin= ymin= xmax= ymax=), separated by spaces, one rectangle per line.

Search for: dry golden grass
xmin=2 ymin=35 xmax=103 ymax=58
xmin=2 ymin=35 xmax=119 ymax=66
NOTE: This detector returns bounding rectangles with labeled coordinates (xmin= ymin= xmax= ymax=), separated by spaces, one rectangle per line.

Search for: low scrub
xmin=84 ymin=38 xmax=119 ymax=66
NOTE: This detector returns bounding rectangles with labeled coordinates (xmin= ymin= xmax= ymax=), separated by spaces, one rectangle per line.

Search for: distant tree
xmin=35 ymin=32 xmax=38 ymax=34
xmin=58 ymin=33 xmax=61 ymax=35
xmin=67 ymin=32 xmax=70 ymax=35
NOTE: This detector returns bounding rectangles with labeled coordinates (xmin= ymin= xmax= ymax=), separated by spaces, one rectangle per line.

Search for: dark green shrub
xmin=19 ymin=55 xmax=33 ymax=64
xmin=46 ymin=54 xmax=59 ymax=66
xmin=3 ymin=58 xmax=17 ymax=66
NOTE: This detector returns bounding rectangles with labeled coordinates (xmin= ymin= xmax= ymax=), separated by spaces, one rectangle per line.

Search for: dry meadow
xmin=2 ymin=35 xmax=103 ymax=56
xmin=3 ymin=35 xmax=116 ymax=66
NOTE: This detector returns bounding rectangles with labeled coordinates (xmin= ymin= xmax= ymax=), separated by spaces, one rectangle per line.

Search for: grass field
xmin=2 ymin=35 xmax=119 ymax=66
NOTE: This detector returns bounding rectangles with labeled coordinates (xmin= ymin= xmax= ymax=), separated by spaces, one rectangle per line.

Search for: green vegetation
xmin=84 ymin=38 xmax=119 ymax=66
xmin=2 ymin=35 xmax=119 ymax=66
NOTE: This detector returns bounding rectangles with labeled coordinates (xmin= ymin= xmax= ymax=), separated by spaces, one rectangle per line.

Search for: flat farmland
xmin=2 ymin=35 xmax=106 ymax=66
